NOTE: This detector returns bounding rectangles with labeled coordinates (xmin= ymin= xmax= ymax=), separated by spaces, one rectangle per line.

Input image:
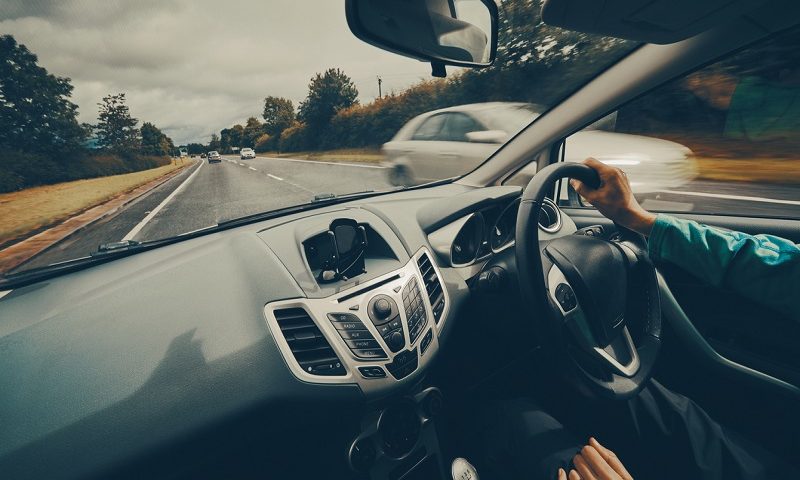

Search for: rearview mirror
xmin=346 ymin=0 xmax=498 ymax=74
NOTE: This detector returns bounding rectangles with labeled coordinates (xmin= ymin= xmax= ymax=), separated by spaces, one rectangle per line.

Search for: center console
xmin=261 ymin=212 xmax=454 ymax=479
xmin=264 ymin=248 xmax=448 ymax=395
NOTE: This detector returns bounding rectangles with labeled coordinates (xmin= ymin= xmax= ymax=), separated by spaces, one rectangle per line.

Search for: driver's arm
xmin=570 ymin=158 xmax=800 ymax=320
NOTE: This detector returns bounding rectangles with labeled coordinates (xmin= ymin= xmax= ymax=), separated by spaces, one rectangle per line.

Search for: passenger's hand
xmin=569 ymin=158 xmax=656 ymax=236
xmin=556 ymin=437 xmax=633 ymax=480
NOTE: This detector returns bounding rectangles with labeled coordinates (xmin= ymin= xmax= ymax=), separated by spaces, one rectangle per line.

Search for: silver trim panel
xmin=547 ymin=264 xmax=640 ymax=378
xmin=264 ymin=248 xmax=449 ymax=395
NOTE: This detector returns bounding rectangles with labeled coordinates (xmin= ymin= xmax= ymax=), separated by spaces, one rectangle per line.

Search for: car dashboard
xmin=0 ymin=182 xmax=577 ymax=480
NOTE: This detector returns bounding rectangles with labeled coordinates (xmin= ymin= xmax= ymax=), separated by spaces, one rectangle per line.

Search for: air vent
xmin=273 ymin=307 xmax=345 ymax=376
xmin=417 ymin=252 xmax=446 ymax=324
xmin=538 ymin=198 xmax=562 ymax=233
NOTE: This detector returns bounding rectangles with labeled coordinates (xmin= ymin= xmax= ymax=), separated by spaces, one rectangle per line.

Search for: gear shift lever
xmin=451 ymin=457 xmax=479 ymax=480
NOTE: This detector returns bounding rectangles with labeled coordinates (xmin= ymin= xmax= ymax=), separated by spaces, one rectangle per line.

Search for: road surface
xmin=12 ymin=155 xmax=800 ymax=272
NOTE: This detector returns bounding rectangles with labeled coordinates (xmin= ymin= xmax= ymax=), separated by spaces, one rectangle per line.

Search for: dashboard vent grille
xmin=538 ymin=198 xmax=562 ymax=233
xmin=417 ymin=252 xmax=446 ymax=324
xmin=273 ymin=307 xmax=345 ymax=376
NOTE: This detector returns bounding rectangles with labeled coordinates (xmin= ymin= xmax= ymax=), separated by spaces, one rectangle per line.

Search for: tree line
xmin=0 ymin=35 xmax=177 ymax=192
xmin=207 ymin=0 xmax=629 ymax=154
xmin=207 ymin=0 xmax=799 ymax=159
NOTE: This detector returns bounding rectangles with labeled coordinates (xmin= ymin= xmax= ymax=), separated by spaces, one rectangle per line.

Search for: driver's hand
xmin=569 ymin=158 xmax=656 ymax=236
xmin=557 ymin=437 xmax=633 ymax=480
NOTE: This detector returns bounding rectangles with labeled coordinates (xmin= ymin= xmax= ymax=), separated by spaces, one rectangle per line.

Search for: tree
xmin=96 ymin=93 xmax=139 ymax=152
xmin=140 ymin=122 xmax=172 ymax=156
xmin=208 ymin=133 xmax=221 ymax=151
xmin=262 ymin=96 xmax=295 ymax=136
xmin=0 ymin=35 xmax=86 ymax=154
xmin=242 ymin=116 xmax=264 ymax=148
xmin=298 ymin=68 xmax=358 ymax=130
xmin=220 ymin=124 xmax=243 ymax=153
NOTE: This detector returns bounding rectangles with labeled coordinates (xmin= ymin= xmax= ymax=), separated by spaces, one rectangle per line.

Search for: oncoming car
xmin=240 ymin=147 xmax=256 ymax=159
xmin=382 ymin=102 xmax=697 ymax=192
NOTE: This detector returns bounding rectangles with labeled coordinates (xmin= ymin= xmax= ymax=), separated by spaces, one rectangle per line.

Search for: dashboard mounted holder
xmin=305 ymin=218 xmax=369 ymax=283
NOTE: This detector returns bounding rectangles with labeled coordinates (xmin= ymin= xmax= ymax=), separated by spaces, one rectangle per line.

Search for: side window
xmin=440 ymin=113 xmax=484 ymax=142
xmin=564 ymin=26 xmax=800 ymax=218
xmin=411 ymin=114 xmax=447 ymax=141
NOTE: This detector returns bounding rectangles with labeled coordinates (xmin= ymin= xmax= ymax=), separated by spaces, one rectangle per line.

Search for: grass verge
xmin=694 ymin=157 xmax=800 ymax=184
xmin=0 ymin=161 xmax=186 ymax=247
xmin=261 ymin=148 xmax=383 ymax=164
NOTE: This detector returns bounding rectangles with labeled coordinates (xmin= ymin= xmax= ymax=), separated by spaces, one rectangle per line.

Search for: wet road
xmin=14 ymin=155 xmax=800 ymax=271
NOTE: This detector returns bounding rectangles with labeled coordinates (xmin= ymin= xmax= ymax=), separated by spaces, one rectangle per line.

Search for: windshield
xmin=0 ymin=0 xmax=635 ymax=278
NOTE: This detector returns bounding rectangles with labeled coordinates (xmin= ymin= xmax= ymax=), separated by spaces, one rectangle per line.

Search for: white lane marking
xmin=0 ymin=290 xmax=11 ymax=300
xmin=248 ymin=166 xmax=257 ymax=171
xmin=656 ymin=189 xmax=800 ymax=206
xmin=258 ymin=156 xmax=386 ymax=169
xmin=264 ymin=172 xmax=313 ymax=193
xmin=238 ymin=162 xmax=246 ymax=166
xmin=122 ymin=161 xmax=204 ymax=241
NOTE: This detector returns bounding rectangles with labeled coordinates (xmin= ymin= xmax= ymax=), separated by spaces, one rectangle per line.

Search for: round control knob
xmin=374 ymin=297 xmax=392 ymax=319
xmin=389 ymin=331 xmax=404 ymax=350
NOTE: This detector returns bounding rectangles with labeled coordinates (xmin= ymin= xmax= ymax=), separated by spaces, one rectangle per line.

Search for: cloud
xmin=1 ymin=0 xmax=434 ymax=144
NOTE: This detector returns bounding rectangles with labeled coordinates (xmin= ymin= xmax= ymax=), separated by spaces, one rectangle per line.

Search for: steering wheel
xmin=515 ymin=162 xmax=661 ymax=400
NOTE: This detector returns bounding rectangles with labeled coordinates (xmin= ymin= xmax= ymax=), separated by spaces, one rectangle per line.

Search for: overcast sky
xmin=0 ymin=0 xmax=438 ymax=145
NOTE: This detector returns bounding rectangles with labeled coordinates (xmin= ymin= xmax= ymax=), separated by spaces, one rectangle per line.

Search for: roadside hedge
xmin=0 ymin=150 xmax=170 ymax=193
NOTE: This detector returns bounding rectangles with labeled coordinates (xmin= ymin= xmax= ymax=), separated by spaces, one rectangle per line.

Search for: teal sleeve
xmin=647 ymin=214 xmax=800 ymax=320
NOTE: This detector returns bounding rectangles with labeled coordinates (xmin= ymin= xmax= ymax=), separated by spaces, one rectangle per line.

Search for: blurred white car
xmin=382 ymin=102 xmax=697 ymax=193
xmin=240 ymin=148 xmax=256 ymax=160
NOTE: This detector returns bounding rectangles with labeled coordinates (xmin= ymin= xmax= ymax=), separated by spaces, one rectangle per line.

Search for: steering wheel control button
xmin=358 ymin=366 xmax=386 ymax=379
xmin=555 ymin=283 xmax=577 ymax=312
xmin=348 ymin=304 xmax=359 ymax=311
xmin=386 ymin=347 xmax=419 ymax=380
xmin=420 ymin=328 xmax=433 ymax=356
xmin=368 ymin=295 xmax=398 ymax=325
xmin=402 ymin=278 xmax=429 ymax=345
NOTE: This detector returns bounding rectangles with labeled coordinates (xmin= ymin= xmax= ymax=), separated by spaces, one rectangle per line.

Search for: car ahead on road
xmin=382 ymin=102 xmax=697 ymax=193
xmin=200 ymin=153 xmax=207 ymax=158
xmin=240 ymin=148 xmax=256 ymax=160
xmin=207 ymin=151 xmax=221 ymax=163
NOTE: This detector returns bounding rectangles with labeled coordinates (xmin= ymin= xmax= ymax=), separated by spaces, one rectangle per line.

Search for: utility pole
xmin=377 ymin=75 xmax=383 ymax=99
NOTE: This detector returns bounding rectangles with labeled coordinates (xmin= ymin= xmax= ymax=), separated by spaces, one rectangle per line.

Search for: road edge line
xmin=0 ymin=161 xmax=196 ymax=273
xmin=122 ymin=159 xmax=204 ymax=241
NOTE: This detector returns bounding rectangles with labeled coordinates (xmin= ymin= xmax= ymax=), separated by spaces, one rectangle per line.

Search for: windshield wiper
xmin=93 ymin=239 xmax=141 ymax=255
xmin=312 ymin=190 xmax=376 ymax=203
xmin=0 ymin=238 xmax=163 ymax=288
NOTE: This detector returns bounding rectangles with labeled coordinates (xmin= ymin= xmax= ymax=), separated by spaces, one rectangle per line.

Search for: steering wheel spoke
xmin=548 ymin=265 xmax=641 ymax=378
